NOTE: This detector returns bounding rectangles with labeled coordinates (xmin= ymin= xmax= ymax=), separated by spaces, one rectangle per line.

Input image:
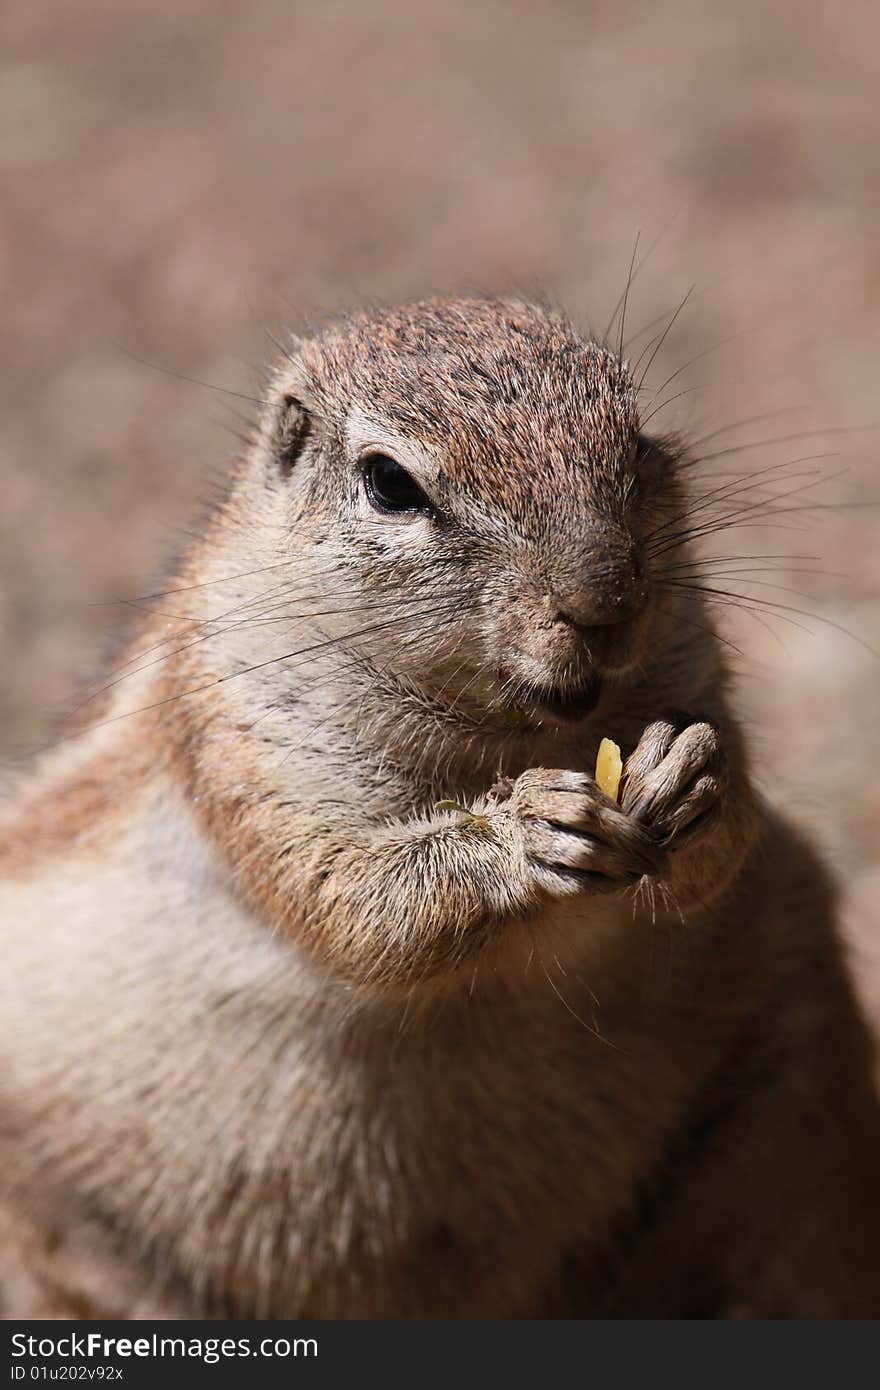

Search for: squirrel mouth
xmin=501 ymin=673 xmax=602 ymax=725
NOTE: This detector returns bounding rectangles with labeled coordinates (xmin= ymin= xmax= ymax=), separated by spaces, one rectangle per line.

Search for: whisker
xmin=538 ymin=956 xmax=617 ymax=1048
xmin=646 ymin=463 xmax=850 ymax=559
xmin=646 ymin=330 xmax=746 ymax=406
xmin=634 ymin=285 xmax=695 ymax=389
xmin=644 ymin=456 xmax=836 ymax=549
xmin=639 ymin=386 xmax=702 ymax=429
xmin=655 ymin=602 xmax=748 ymax=661
xmin=115 ymin=347 xmax=266 ymax=406
xmin=683 ymin=406 xmax=805 ymax=451
xmin=682 ymin=424 xmax=874 ymax=469
xmin=617 ymin=231 xmax=640 ymax=360
xmin=42 ymin=600 xmax=469 ymax=750
xmin=662 ymin=581 xmax=880 ymax=658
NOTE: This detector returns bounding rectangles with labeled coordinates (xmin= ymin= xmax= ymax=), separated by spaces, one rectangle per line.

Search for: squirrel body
xmin=2 ymin=298 xmax=878 ymax=1317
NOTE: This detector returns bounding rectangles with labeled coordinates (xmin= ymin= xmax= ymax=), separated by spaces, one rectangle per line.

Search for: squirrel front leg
xmin=299 ymin=769 xmax=667 ymax=987
xmin=621 ymin=717 xmax=759 ymax=917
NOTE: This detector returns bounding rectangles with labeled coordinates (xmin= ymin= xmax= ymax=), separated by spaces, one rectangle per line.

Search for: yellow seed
xmin=435 ymin=800 xmax=492 ymax=835
xmin=595 ymin=737 xmax=623 ymax=803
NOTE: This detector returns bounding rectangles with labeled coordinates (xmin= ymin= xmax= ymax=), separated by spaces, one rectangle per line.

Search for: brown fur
xmin=1 ymin=296 xmax=879 ymax=1318
xmin=0 ymin=753 xmax=145 ymax=875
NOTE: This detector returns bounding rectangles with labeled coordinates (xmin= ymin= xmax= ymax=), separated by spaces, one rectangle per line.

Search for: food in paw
xmin=595 ymin=737 xmax=622 ymax=802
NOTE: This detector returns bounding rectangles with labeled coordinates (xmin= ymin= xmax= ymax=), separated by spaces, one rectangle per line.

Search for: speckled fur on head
xmin=298 ymin=297 xmax=639 ymax=519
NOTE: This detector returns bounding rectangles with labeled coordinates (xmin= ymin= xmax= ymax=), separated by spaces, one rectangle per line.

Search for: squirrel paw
xmin=508 ymin=767 xmax=668 ymax=895
xmin=622 ymin=718 xmax=725 ymax=849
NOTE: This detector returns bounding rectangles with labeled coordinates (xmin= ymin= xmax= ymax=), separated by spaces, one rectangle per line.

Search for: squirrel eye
xmin=363 ymin=454 xmax=433 ymax=515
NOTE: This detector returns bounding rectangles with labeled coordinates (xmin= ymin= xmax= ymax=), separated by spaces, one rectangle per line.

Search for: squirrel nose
xmin=553 ymin=590 xmax=640 ymax=630
xmin=548 ymin=545 xmax=645 ymax=630
xmin=556 ymin=597 xmax=639 ymax=631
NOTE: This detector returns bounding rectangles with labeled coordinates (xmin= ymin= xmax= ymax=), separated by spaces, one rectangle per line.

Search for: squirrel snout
xmin=544 ymin=548 xmax=646 ymax=633
xmin=550 ymin=594 xmax=639 ymax=633
xmin=552 ymin=593 xmax=641 ymax=632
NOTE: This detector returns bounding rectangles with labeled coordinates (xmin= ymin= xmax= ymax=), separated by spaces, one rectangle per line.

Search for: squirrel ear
xmin=273 ymin=394 xmax=312 ymax=480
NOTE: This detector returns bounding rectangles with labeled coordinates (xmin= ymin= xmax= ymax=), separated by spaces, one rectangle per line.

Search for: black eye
xmin=363 ymin=454 xmax=433 ymax=515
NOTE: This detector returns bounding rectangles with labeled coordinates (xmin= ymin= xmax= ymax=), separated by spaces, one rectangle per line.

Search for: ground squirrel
xmin=1 ymin=297 xmax=879 ymax=1318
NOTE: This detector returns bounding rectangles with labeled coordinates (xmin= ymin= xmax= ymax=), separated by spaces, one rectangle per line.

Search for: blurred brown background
xmin=1 ymin=0 xmax=878 ymax=1005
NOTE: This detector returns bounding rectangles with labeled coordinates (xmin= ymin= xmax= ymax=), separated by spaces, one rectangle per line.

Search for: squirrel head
xmin=234 ymin=297 xmax=683 ymax=730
